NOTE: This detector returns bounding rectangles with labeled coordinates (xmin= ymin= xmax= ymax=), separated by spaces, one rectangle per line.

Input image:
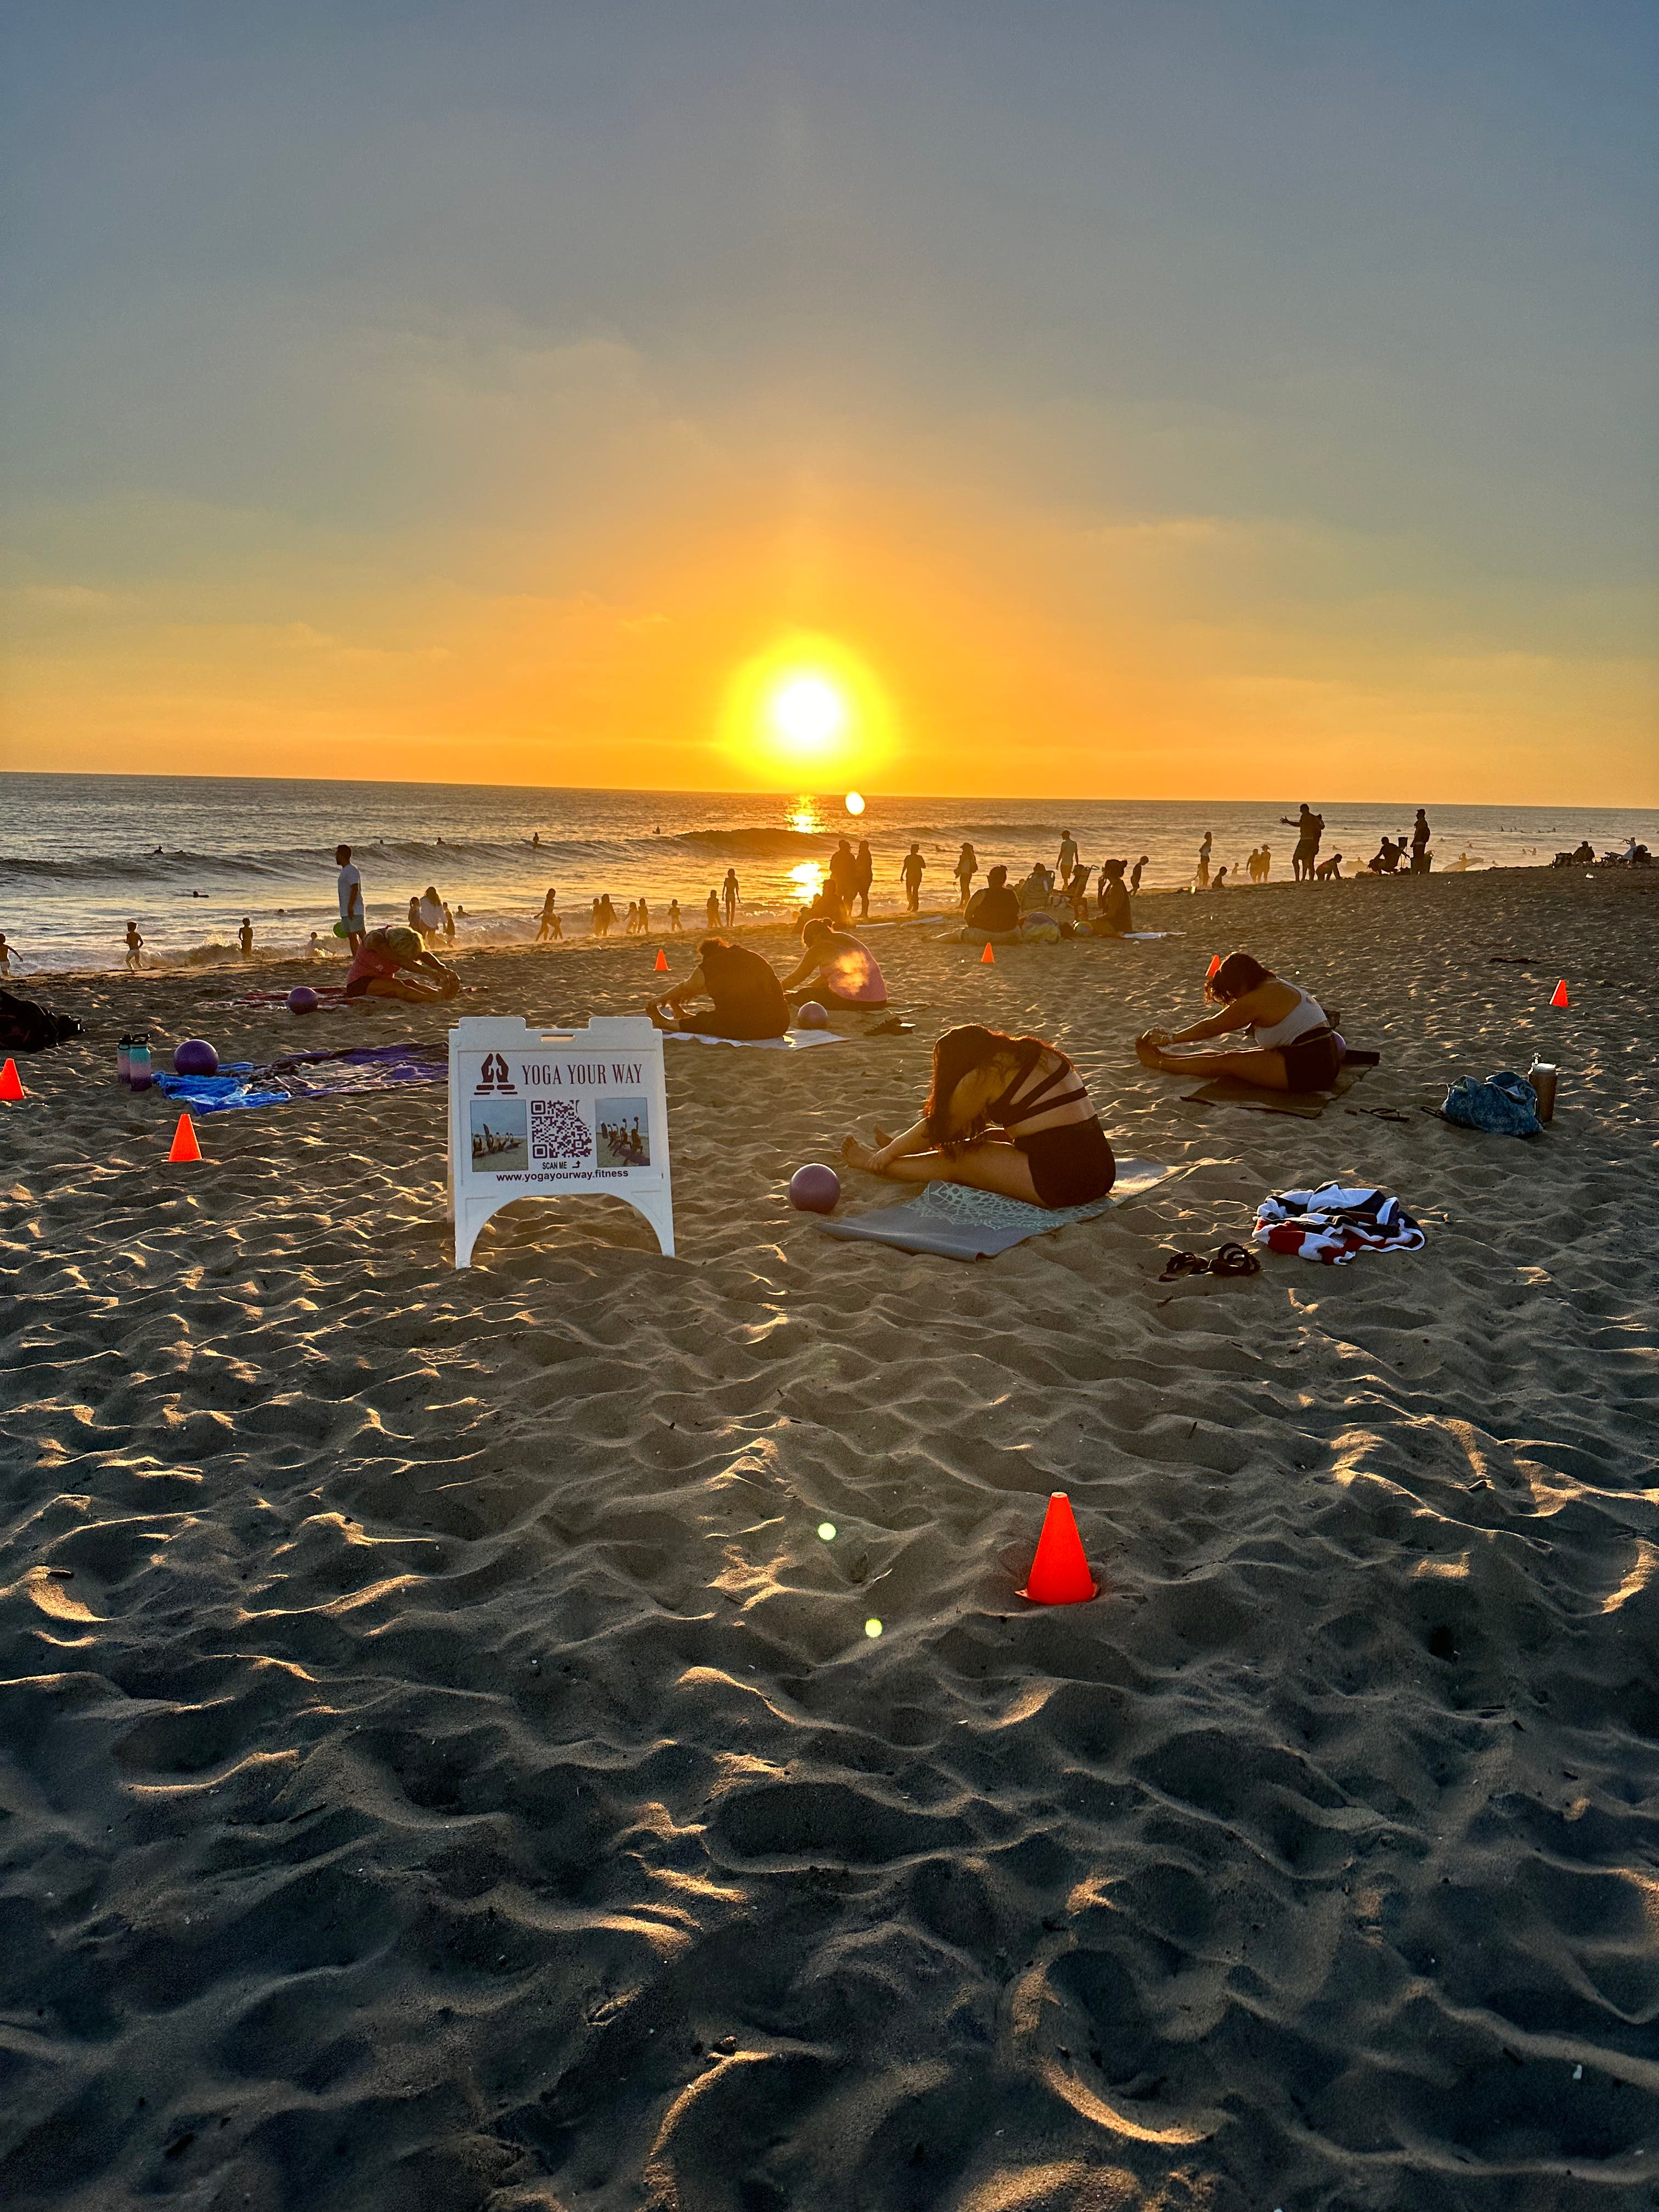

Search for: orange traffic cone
xmin=654 ymin=948 xmax=669 ymax=972
xmin=167 ymin=1112 xmax=202 ymax=1163
xmin=0 ymin=1057 xmax=25 ymax=1101
xmin=1018 ymin=1493 xmax=1097 ymax=1605
xmin=980 ymin=942 xmax=995 ymax=965
xmin=1206 ymin=953 xmax=1222 ymax=980
xmin=1550 ymin=979 xmax=1569 ymax=1008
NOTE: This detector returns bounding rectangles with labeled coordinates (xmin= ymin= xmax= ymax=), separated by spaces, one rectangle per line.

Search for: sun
xmin=768 ymin=673 xmax=847 ymax=757
xmin=718 ymin=631 xmax=894 ymax=785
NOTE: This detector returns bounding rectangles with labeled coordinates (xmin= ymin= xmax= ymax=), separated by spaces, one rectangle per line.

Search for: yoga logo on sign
xmin=449 ymin=1015 xmax=675 ymax=1263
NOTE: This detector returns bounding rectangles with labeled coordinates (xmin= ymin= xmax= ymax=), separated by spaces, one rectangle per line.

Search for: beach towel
xmin=1181 ymin=1058 xmax=1375 ymax=1119
xmin=664 ymin=1028 xmax=847 ymax=1051
xmin=1252 ymin=1182 xmax=1425 ymax=1266
xmin=1438 ymin=1071 xmax=1542 ymax=1137
xmin=155 ymin=1042 xmax=448 ymax=1113
xmin=819 ymin=1158 xmax=1180 ymax=1260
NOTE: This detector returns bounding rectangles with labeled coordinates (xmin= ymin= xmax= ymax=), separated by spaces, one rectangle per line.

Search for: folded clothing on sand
xmin=819 ymin=1158 xmax=1179 ymax=1260
xmin=1252 ymin=1182 xmax=1425 ymax=1265
xmin=156 ymin=1042 xmax=448 ymax=1112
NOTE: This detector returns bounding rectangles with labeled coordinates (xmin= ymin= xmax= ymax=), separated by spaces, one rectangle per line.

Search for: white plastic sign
xmin=448 ymin=1014 xmax=674 ymax=1265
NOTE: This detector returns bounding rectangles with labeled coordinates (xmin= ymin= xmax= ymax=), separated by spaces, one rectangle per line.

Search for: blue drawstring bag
xmin=1441 ymin=1070 xmax=1543 ymax=1137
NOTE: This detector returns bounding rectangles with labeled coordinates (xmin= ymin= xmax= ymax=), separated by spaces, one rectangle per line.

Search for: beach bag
xmin=0 ymin=989 xmax=83 ymax=1052
xmin=1441 ymin=1070 xmax=1542 ymax=1138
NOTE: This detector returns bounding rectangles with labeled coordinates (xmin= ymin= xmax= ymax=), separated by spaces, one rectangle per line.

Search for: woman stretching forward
xmin=844 ymin=1024 xmax=1116 ymax=1208
xmin=1137 ymin=951 xmax=1338 ymax=1091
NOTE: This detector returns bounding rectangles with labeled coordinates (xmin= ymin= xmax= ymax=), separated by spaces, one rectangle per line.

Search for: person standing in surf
xmin=335 ymin=844 xmax=365 ymax=952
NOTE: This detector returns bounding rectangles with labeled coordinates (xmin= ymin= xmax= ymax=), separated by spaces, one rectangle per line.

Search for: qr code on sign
xmin=531 ymin=1097 xmax=593 ymax=1164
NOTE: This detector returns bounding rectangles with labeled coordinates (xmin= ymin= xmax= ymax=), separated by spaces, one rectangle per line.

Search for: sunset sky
xmin=3 ymin=2 xmax=1655 ymax=802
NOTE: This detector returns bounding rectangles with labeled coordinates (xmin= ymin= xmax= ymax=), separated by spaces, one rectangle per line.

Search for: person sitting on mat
xmin=647 ymin=935 xmax=789 ymax=1039
xmin=343 ymin=923 xmax=461 ymax=1003
xmin=842 ymin=1023 xmax=1117 ymax=1208
xmin=962 ymin=864 xmax=1022 ymax=941
xmin=1091 ymin=858 xmax=1133 ymax=936
xmin=779 ymin=918 xmax=889 ymax=1009
xmin=1135 ymin=951 xmax=1339 ymax=1092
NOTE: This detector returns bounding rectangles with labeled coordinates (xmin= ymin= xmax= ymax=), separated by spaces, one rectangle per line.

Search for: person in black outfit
xmin=646 ymin=937 xmax=788 ymax=1039
xmin=962 ymin=864 xmax=1022 ymax=940
xmin=842 ymin=1023 xmax=1116 ymax=1208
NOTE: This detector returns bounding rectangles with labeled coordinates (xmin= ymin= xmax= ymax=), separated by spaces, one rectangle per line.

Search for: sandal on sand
xmin=1208 ymin=1242 xmax=1262 ymax=1278
xmin=1159 ymin=1249 xmax=1210 ymax=1280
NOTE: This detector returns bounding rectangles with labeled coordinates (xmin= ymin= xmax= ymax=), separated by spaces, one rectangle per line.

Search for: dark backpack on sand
xmin=0 ymin=989 xmax=84 ymax=1052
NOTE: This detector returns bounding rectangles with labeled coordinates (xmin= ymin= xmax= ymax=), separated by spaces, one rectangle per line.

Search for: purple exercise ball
xmin=789 ymin=1162 xmax=841 ymax=1214
xmin=287 ymin=985 xmax=320 ymax=1014
xmin=796 ymin=1000 xmax=829 ymax=1029
xmin=173 ymin=1037 xmax=219 ymax=1076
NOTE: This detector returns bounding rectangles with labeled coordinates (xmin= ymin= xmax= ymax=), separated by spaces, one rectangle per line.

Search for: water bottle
xmin=128 ymin=1035 xmax=152 ymax=1092
xmin=117 ymin=1034 xmax=131 ymax=1085
xmin=1527 ymin=1059 xmax=1557 ymax=1124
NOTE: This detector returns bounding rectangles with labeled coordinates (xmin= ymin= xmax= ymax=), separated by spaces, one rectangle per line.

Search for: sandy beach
xmin=2 ymin=865 xmax=1656 ymax=2211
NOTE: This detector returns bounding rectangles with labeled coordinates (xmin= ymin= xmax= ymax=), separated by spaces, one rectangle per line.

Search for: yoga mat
xmin=1180 ymin=1059 xmax=1373 ymax=1119
xmin=818 ymin=1158 xmax=1181 ymax=1260
xmin=155 ymin=1043 xmax=448 ymax=1113
xmin=664 ymin=1028 xmax=847 ymax=1051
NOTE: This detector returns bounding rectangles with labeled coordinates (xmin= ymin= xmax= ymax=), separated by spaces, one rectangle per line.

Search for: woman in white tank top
xmin=1136 ymin=952 xmax=1341 ymax=1094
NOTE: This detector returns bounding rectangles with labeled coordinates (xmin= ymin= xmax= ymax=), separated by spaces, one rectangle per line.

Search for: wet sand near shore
xmin=2 ymin=867 xmax=1656 ymax=2211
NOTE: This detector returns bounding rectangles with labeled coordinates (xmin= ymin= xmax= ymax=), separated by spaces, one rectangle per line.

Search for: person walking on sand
xmin=537 ymin=888 xmax=562 ymax=941
xmin=901 ymin=843 xmax=927 ymax=911
xmin=954 ymin=843 xmax=978 ymax=909
xmin=723 ymin=869 xmax=741 ymax=927
xmin=1195 ymin=831 xmax=1212 ymax=889
xmin=238 ymin=916 xmax=254 ymax=958
xmin=1130 ymin=855 xmax=1147 ymax=895
xmin=335 ymin=844 xmax=365 ymax=951
xmin=1057 ymin=828 xmax=1078 ymax=885
xmin=125 ymin=921 xmax=144 ymax=972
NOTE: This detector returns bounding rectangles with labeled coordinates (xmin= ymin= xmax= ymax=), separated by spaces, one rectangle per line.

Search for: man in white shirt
xmin=335 ymin=844 xmax=365 ymax=952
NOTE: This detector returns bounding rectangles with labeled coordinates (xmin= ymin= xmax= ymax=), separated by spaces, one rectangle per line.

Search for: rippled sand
xmin=2 ymin=867 xmax=1655 ymax=2211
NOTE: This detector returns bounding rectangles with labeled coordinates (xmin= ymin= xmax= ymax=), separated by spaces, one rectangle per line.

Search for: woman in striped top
xmin=843 ymin=1024 xmax=1117 ymax=1209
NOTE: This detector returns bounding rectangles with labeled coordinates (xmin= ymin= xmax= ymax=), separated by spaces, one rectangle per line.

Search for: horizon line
xmin=0 ymin=769 xmax=1649 ymax=812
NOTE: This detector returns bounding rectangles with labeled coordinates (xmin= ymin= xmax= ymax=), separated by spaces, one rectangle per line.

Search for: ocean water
xmin=0 ymin=772 xmax=1648 ymax=973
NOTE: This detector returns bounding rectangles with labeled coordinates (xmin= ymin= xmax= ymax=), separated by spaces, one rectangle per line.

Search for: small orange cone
xmin=654 ymin=948 xmax=669 ymax=972
xmin=0 ymin=1057 xmax=25 ymax=1101
xmin=167 ymin=1112 xmax=202 ymax=1163
xmin=1206 ymin=953 xmax=1222 ymax=980
xmin=980 ymin=942 xmax=995 ymax=964
xmin=1550 ymin=979 xmax=1569 ymax=1008
xmin=1018 ymin=1492 xmax=1097 ymax=1605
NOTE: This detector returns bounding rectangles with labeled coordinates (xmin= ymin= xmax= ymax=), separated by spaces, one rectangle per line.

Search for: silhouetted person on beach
xmin=954 ymin=843 xmax=978 ymax=909
xmin=1092 ymin=859 xmax=1133 ymax=936
xmin=1130 ymin=855 xmax=1147 ymax=894
xmin=901 ymin=843 xmax=926 ymax=911
xmin=1284 ymin=805 xmax=1323 ymax=882
xmin=723 ymin=870 xmax=740 ymax=926
xmin=854 ymin=839 xmax=873 ymax=918
xmin=125 ymin=921 xmax=144 ymax=972
xmin=1410 ymin=810 xmax=1432 ymax=873
xmin=1195 ymin=831 xmax=1212 ymax=889
xmin=238 ymin=917 xmax=253 ymax=958
xmin=537 ymin=888 xmax=561 ymax=940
